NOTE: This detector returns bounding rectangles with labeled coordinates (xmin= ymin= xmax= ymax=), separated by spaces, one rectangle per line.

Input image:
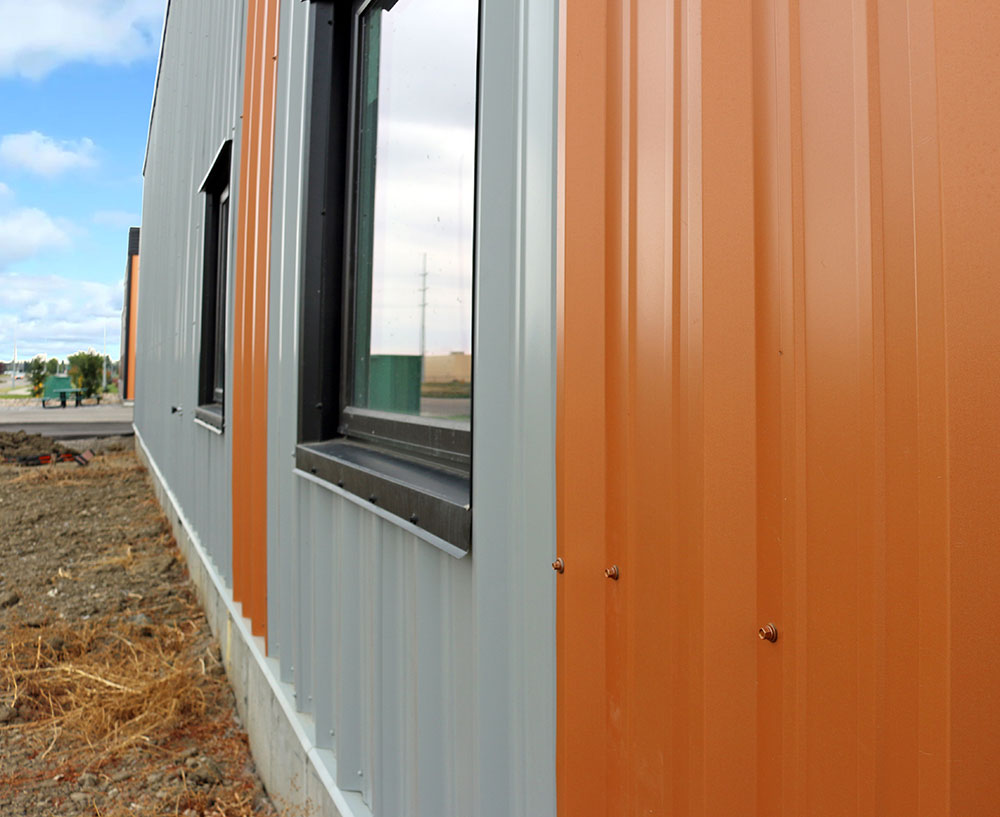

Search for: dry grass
xmin=0 ymin=609 xmax=284 ymax=815
xmin=0 ymin=446 xmax=287 ymax=815
xmin=0 ymin=614 xmax=212 ymax=763
xmin=6 ymin=453 xmax=142 ymax=487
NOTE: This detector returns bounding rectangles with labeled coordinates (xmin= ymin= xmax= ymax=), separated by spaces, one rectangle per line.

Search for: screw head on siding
xmin=758 ymin=623 xmax=778 ymax=643
xmin=552 ymin=557 xmax=565 ymax=574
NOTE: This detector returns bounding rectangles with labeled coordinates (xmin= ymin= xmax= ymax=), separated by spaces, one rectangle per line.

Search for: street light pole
xmin=419 ymin=252 xmax=428 ymax=381
xmin=102 ymin=322 xmax=107 ymax=392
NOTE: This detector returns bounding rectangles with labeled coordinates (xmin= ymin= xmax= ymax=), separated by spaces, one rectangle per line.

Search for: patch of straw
xmin=1 ymin=615 xmax=208 ymax=761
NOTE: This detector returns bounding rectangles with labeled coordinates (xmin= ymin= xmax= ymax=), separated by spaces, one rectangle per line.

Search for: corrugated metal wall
xmin=139 ymin=2 xmax=559 ymax=815
xmin=137 ymin=0 xmax=246 ymax=587
xmin=558 ymin=1 xmax=1000 ymax=815
xmin=265 ymin=3 xmax=558 ymax=814
xmin=232 ymin=0 xmax=280 ymax=640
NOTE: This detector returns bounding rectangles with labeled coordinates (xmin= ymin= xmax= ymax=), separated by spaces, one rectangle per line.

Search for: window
xmin=197 ymin=141 xmax=232 ymax=431
xmin=298 ymin=0 xmax=480 ymax=552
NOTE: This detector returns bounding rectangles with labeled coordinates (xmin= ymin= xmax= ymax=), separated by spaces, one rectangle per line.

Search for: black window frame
xmin=296 ymin=0 xmax=480 ymax=552
xmin=196 ymin=140 xmax=233 ymax=431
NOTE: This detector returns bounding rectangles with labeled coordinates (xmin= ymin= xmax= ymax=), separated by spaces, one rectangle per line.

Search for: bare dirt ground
xmin=0 ymin=436 xmax=282 ymax=816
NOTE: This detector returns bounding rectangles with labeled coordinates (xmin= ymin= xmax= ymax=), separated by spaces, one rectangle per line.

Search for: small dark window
xmin=197 ymin=141 xmax=232 ymax=431
xmin=297 ymin=0 xmax=480 ymax=552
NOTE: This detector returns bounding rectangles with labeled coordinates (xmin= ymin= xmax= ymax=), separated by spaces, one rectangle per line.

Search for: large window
xmin=197 ymin=141 xmax=232 ymax=431
xmin=298 ymin=0 xmax=480 ymax=552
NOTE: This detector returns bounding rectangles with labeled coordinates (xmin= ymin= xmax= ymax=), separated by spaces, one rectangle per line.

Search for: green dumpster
xmin=367 ymin=355 xmax=422 ymax=414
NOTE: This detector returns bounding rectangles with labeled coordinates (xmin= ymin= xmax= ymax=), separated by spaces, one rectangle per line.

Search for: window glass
xmin=352 ymin=0 xmax=477 ymax=424
xmin=213 ymin=189 xmax=229 ymax=403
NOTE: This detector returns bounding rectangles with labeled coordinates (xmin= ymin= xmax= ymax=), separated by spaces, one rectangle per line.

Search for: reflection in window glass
xmin=352 ymin=0 xmax=477 ymax=424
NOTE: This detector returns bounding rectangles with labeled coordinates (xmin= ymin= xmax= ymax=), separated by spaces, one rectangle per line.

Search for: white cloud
xmin=0 ymin=206 xmax=70 ymax=267
xmin=92 ymin=210 xmax=140 ymax=230
xmin=0 ymin=132 xmax=97 ymax=177
xmin=0 ymin=182 xmax=11 ymax=201
xmin=0 ymin=272 xmax=123 ymax=360
xmin=0 ymin=0 xmax=164 ymax=80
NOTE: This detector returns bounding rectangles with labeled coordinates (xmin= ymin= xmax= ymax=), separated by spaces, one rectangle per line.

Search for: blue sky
xmin=0 ymin=0 xmax=165 ymax=362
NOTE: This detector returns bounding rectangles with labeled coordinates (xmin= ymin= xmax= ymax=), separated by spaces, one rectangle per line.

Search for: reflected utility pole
xmin=419 ymin=252 xmax=428 ymax=381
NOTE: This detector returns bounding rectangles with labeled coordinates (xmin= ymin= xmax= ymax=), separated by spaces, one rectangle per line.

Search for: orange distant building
xmin=119 ymin=227 xmax=139 ymax=402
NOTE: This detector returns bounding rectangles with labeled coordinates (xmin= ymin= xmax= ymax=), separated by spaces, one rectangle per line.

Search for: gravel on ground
xmin=0 ymin=435 xmax=289 ymax=816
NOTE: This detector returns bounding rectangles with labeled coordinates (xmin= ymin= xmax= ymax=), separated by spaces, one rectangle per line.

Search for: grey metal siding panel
xmin=263 ymin=0 xmax=558 ymax=813
xmin=267 ymin=0 xmax=311 ymax=692
xmin=136 ymin=0 xmax=247 ymax=587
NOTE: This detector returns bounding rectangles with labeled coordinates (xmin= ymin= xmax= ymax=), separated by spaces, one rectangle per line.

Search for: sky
xmin=367 ymin=0 xmax=477 ymax=357
xmin=0 ymin=0 xmax=165 ymax=363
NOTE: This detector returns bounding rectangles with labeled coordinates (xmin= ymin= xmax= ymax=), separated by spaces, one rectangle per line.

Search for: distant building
xmin=422 ymin=351 xmax=472 ymax=384
xmin=119 ymin=227 xmax=140 ymax=402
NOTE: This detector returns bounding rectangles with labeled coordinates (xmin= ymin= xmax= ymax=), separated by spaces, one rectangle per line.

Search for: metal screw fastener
xmin=758 ymin=623 xmax=778 ymax=643
xmin=604 ymin=564 xmax=620 ymax=580
xmin=551 ymin=557 xmax=565 ymax=574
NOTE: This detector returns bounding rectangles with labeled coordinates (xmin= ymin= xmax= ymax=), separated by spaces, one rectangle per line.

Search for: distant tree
xmin=68 ymin=351 xmax=103 ymax=398
xmin=0 ymin=361 xmax=5 ymax=375
xmin=27 ymin=357 xmax=46 ymax=397
xmin=46 ymin=358 xmax=58 ymax=375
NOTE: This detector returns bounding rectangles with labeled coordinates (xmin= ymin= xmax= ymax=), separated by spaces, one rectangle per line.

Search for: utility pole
xmin=102 ymin=322 xmax=107 ymax=392
xmin=419 ymin=252 xmax=428 ymax=381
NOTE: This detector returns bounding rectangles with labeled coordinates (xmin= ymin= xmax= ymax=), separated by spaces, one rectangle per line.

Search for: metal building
xmin=135 ymin=2 xmax=1000 ymax=816
xmin=137 ymin=2 xmax=556 ymax=815
xmin=119 ymin=227 xmax=140 ymax=402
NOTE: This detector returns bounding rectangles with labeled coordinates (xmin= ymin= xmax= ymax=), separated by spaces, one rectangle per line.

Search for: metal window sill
xmin=194 ymin=403 xmax=225 ymax=432
xmin=295 ymin=440 xmax=471 ymax=554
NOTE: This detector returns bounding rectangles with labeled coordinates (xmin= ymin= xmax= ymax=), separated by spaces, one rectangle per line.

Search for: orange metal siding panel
xmin=127 ymin=255 xmax=140 ymax=401
xmin=557 ymin=0 xmax=610 ymax=812
xmin=559 ymin=2 xmax=759 ymax=814
xmin=232 ymin=0 xmax=279 ymax=640
xmin=797 ymin=3 xmax=871 ymax=810
xmin=560 ymin=2 xmax=999 ymax=815
xmin=907 ymin=4 xmax=950 ymax=814
xmin=699 ymin=3 xmax=759 ymax=813
xmin=935 ymin=2 xmax=1000 ymax=811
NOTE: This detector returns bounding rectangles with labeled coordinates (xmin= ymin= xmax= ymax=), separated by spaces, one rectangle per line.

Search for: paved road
xmin=0 ymin=404 xmax=134 ymax=438
xmin=420 ymin=397 xmax=471 ymax=420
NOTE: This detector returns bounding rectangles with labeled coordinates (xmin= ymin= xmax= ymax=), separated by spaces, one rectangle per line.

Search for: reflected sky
xmin=366 ymin=0 xmax=478 ymax=358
